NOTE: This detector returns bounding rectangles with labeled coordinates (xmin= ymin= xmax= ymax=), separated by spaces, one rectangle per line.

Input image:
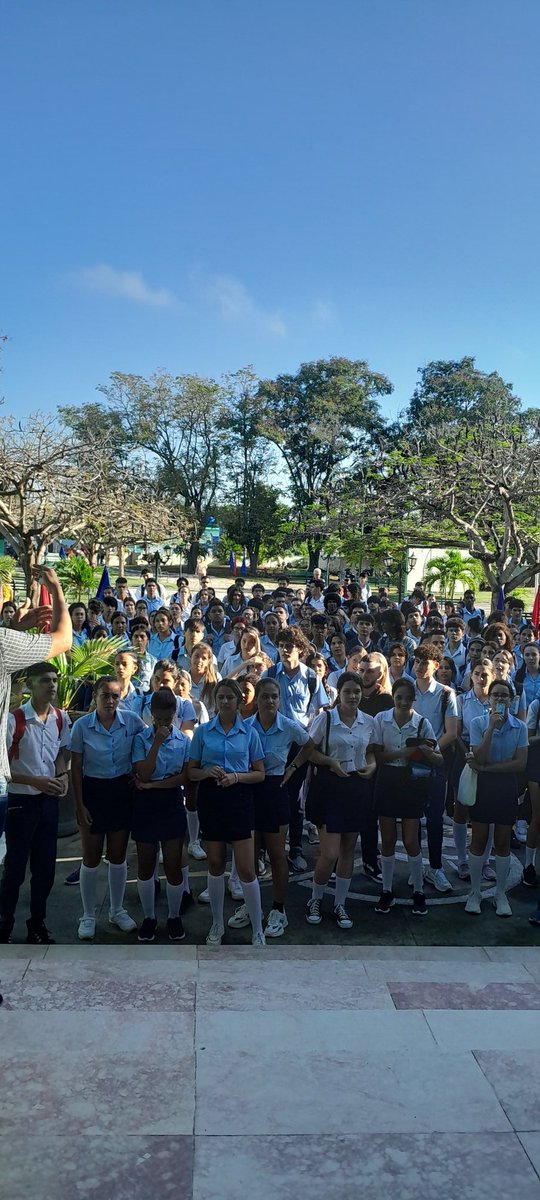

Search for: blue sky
xmin=2 ymin=0 xmax=540 ymax=420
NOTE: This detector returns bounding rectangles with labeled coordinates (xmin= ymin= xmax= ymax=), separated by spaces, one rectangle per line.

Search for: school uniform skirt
xmin=82 ymin=774 xmax=133 ymax=835
xmin=254 ymin=775 xmax=290 ymax=833
xmin=307 ymin=766 xmax=373 ymax=833
xmin=527 ymin=744 xmax=540 ymax=785
xmin=374 ymin=765 xmax=426 ymax=821
xmin=131 ymin=786 xmax=187 ymax=844
xmin=197 ymin=779 xmax=254 ymax=843
xmin=470 ymin=771 xmax=519 ymax=825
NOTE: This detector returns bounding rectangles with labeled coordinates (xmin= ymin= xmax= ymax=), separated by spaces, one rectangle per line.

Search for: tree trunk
xmin=117 ymin=544 xmax=126 ymax=576
xmin=308 ymin=544 xmax=320 ymax=572
xmin=20 ymin=537 xmax=40 ymax=593
xmin=248 ymin=552 xmax=259 ymax=575
xmin=186 ymin=541 xmax=201 ymax=573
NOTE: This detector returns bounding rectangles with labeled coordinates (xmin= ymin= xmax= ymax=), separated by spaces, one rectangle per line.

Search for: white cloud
xmin=75 ymin=264 xmax=175 ymax=307
xmin=311 ymin=299 xmax=337 ymax=326
xmin=201 ymin=272 xmax=286 ymax=337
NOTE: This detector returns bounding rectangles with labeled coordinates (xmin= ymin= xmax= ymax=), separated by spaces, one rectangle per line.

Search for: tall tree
xmin=219 ymin=365 xmax=280 ymax=573
xmin=406 ymin=357 xmax=522 ymax=430
xmin=256 ymin=357 xmax=392 ymax=569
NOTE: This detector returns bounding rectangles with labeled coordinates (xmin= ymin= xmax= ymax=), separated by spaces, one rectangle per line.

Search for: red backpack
xmin=8 ymin=707 xmax=64 ymax=763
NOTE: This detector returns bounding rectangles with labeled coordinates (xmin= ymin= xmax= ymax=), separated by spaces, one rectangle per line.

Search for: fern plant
xmin=51 ymin=637 xmax=125 ymax=710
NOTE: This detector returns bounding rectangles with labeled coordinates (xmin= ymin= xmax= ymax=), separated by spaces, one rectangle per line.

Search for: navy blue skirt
xmin=308 ymin=766 xmax=374 ymax=833
xmin=197 ymin=779 xmax=254 ymax=843
xmin=82 ymin=774 xmax=133 ymax=835
xmin=132 ymin=786 xmax=187 ymax=844
xmin=470 ymin=771 xmax=519 ymax=825
xmin=374 ymin=765 xmax=425 ymax=820
xmin=527 ymin=743 xmax=540 ymax=785
xmin=254 ymin=775 xmax=290 ymax=833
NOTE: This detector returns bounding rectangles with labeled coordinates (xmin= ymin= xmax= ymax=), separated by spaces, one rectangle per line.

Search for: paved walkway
xmin=1 ymin=943 xmax=540 ymax=1199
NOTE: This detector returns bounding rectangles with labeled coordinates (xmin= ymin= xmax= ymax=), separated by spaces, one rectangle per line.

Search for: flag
xmin=497 ymin=585 xmax=505 ymax=612
xmin=96 ymin=565 xmax=111 ymax=600
xmin=59 ymin=544 xmax=67 ymax=560
xmin=532 ymin=586 xmax=540 ymax=630
xmin=228 ymin=551 xmax=236 ymax=575
xmin=240 ymin=550 xmax=247 ymax=576
xmin=38 ymin=583 xmax=52 ymax=632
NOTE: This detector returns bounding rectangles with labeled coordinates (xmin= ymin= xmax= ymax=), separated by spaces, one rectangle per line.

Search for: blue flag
xmin=240 ymin=551 xmax=247 ymax=576
xmin=59 ymin=544 xmax=67 ymax=560
xmin=228 ymin=551 xmax=236 ymax=575
xmin=96 ymin=565 xmax=111 ymax=600
xmin=497 ymin=585 xmax=505 ymax=612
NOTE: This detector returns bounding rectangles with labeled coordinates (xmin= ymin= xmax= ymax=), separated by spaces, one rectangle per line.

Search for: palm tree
xmin=51 ymin=637 xmax=125 ymax=711
xmin=56 ymin=556 xmax=99 ymax=601
xmin=423 ymin=550 xmax=482 ymax=600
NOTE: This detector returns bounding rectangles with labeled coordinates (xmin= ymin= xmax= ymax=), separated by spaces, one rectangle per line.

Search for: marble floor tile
xmin=3 ymin=967 xmax=195 ymax=1010
xmin=197 ymin=965 xmax=391 ymax=1010
xmin=1 ymin=1051 xmax=195 ymax=1135
xmin=519 ymin=1133 xmax=540 ymax=1177
xmin=26 ymin=955 xmax=197 ymax=981
xmin=46 ymin=943 xmax=198 ymax=962
xmin=195 ymin=944 xmax=491 ymax=962
xmin=0 ymin=957 xmax=32 ymax=982
xmin=425 ymin=1009 xmax=540 ymax=1050
xmin=390 ymin=982 xmax=540 ymax=1010
xmin=1 ymin=1135 xmax=193 ymax=1200
xmin=364 ymin=961 xmax=534 ymax=983
xmin=0 ymin=944 xmax=49 ymax=960
xmin=475 ymin=1051 xmax=540 ymax=1132
xmin=484 ymin=947 xmax=540 ymax=966
xmin=193 ymin=1133 xmax=540 ymax=1200
xmin=195 ymin=1033 xmax=509 ymax=1135
xmin=0 ymin=1009 xmax=194 ymax=1054
xmin=196 ymin=1007 xmax=435 ymax=1058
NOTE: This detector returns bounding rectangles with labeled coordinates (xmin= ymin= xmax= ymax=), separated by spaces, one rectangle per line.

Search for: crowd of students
xmin=1 ymin=565 xmax=540 ymax=947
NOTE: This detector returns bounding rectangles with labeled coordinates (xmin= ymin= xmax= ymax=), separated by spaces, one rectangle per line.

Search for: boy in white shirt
xmin=0 ymin=662 xmax=70 ymax=944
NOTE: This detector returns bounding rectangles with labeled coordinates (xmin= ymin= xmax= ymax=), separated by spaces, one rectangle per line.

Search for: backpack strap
xmin=53 ymin=707 xmax=63 ymax=739
xmin=324 ymin=710 xmax=331 ymax=756
xmin=8 ymin=708 xmax=26 ymax=763
xmin=306 ymin=668 xmax=317 ymax=699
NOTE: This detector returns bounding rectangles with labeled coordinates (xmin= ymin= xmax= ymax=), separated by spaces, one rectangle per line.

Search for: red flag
xmin=39 ymin=583 xmax=52 ymax=633
xmin=532 ymin=586 xmax=540 ymax=631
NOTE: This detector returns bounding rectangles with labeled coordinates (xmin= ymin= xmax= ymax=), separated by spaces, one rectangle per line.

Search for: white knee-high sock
xmin=181 ymin=865 xmax=190 ymax=895
xmin=495 ymin=854 xmax=510 ymax=895
xmin=241 ymin=879 xmax=263 ymax=935
xmin=137 ymin=877 xmax=155 ymax=919
xmin=482 ymin=825 xmax=494 ymax=866
xmin=207 ymin=873 xmax=225 ymax=925
xmin=108 ymin=861 xmax=128 ymax=914
xmin=311 ymin=880 xmax=326 ymax=900
xmin=334 ymin=876 xmax=351 ymax=907
xmin=186 ymin=811 xmax=199 ymax=843
xmin=453 ymin=821 xmax=468 ymax=864
xmin=408 ymin=853 xmax=424 ymax=894
xmin=468 ymin=851 xmax=483 ymax=895
xmin=381 ymin=854 xmax=395 ymax=892
xmin=167 ymin=882 xmax=183 ymax=918
xmin=80 ymin=864 xmax=99 ymax=918
xmin=525 ymin=846 xmax=537 ymax=868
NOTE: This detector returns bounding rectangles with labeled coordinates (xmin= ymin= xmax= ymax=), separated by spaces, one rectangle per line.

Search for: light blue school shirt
xmin=117 ymin=684 xmax=144 ymax=713
xmin=527 ymin=699 xmax=540 ymax=734
xmin=132 ymin=652 xmax=157 ymax=689
xmin=457 ymin=690 xmax=490 ymax=743
xmin=148 ymin=632 xmax=178 ymax=661
xmin=70 ymin=709 xmax=145 ymax=777
xmin=189 ymin=714 xmax=264 ymax=773
xmin=470 ymin=712 xmax=528 ymax=763
xmin=205 ymin=622 xmax=231 ymax=656
xmin=138 ymin=693 xmax=196 ymax=727
xmin=132 ymin=724 xmax=190 ymax=780
xmin=262 ymin=662 xmax=327 ymax=729
xmin=444 ymin=642 xmax=468 ymax=684
xmin=521 ymin=672 xmax=540 ymax=708
xmin=72 ymin=630 xmax=88 ymax=648
xmin=144 ymin=596 xmax=164 ymax=615
xmin=413 ymin=678 xmax=458 ymax=740
xmin=247 ymin=712 xmax=309 ymax=774
xmin=260 ymin=635 xmax=279 ymax=663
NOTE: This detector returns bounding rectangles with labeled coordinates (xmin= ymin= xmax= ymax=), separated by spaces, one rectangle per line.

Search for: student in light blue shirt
xmin=188 ymin=678 xmax=265 ymax=947
xmin=137 ymin=659 xmax=196 ymax=734
xmin=466 ymin=679 xmax=528 ymax=918
xmin=515 ymin=644 xmax=540 ymax=708
xmin=148 ymin=609 xmax=178 ymax=661
xmin=70 ymin=677 xmax=146 ymax=942
xmin=129 ymin=625 xmax=157 ymax=690
xmin=69 ymin=603 xmax=90 ymax=648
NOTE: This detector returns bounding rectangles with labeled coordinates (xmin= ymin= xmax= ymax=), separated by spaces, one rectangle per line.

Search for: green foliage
xmin=423 ymin=551 xmax=483 ymax=599
xmin=56 ymin=556 xmax=98 ymax=601
xmin=0 ymin=554 xmax=14 ymax=590
xmin=406 ymin=357 xmax=522 ymax=431
xmin=51 ymin=637 xmax=125 ymax=711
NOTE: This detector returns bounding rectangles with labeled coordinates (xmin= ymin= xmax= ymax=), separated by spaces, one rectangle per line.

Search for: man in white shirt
xmin=358 ymin=572 xmax=372 ymax=604
xmin=0 ymin=661 xmax=70 ymax=944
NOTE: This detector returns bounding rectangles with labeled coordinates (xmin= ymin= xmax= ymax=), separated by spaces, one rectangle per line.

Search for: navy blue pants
xmin=422 ymin=768 xmax=446 ymax=869
xmin=0 ymin=793 xmax=58 ymax=926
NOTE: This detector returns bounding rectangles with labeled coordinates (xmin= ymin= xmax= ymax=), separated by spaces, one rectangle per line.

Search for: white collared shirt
xmin=371 ymin=708 xmax=438 ymax=767
xmin=7 ymin=700 xmax=71 ymax=795
xmin=310 ymin=706 xmax=375 ymax=772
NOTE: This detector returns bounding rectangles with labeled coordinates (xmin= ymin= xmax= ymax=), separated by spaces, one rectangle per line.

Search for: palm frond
xmin=51 ymin=637 xmax=126 ymax=710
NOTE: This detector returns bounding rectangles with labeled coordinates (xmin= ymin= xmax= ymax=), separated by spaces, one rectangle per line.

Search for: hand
xmin=35 ymin=775 xmax=63 ymax=795
xmin=76 ymin=802 xmax=93 ymax=828
xmin=489 ymin=710 xmax=504 ymax=729
xmin=357 ymin=762 xmax=376 ymax=779
xmin=218 ymin=772 xmax=238 ymax=788
xmin=205 ymin=765 xmax=226 ymax=781
xmin=135 ymin=778 xmax=150 ymax=790
xmin=329 ymin=761 xmax=349 ymax=778
xmin=153 ymin=723 xmax=170 ymax=746
xmin=32 ymin=565 xmax=63 ymax=593
xmin=55 ymin=773 xmax=69 ymax=797
xmin=281 ymin=765 xmax=296 ymax=787
xmin=10 ymin=599 xmax=53 ymax=632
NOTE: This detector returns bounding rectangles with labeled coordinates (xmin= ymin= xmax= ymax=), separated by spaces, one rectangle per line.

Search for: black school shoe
xmin=26 ymin=920 xmax=56 ymax=944
xmin=138 ymin=917 xmax=158 ymax=943
xmin=411 ymin=892 xmax=428 ymax=916
xmin=0 ymin=917 xmax=13 ymax=944
xmin=167 ymin=917 xmax=185 ymax=942
xmin=374 ymin=891 xmax=395 ymax=914
xmin=522 ymin=864 xmax=538 ymax=888
xmin=363 ymin=861 xmax=383 ymax=882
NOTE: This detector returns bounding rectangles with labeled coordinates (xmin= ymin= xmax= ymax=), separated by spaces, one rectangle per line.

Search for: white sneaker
xmin=227 ymin=903 xmax=250 ymax=929
xmin=465 ymin=892 xmax=482 ymax=915
xmin=424 ymin=866 xmax=453 ymax=893
xmin=252 ymin=930 xmax=266 ymax=947
xmin=188 ymin=839 xmax=207 ymax=860
xmin=494 ymin=893 xmax=512 ymax=918
xmin=109 ymin=908 xmax=137 ymax=933
xmin=206 ymin=922 xmax=224 ymax=947
xmin=515 ymin=820 xmax=528 ymax=844
xmin=307 ymin=825 xmax=320 ymax=845
xmin=228 ymin=877 xmax=243 ymax=901
xmin=265 ymin=908 xmax=288 ymax=938
xmin=78 ymin=916 xmax=96 ymax=940
xmin=198 ymin=887 xmax=210 ymax=903
xmin=457 ymin=861 xmax=470 ymax=881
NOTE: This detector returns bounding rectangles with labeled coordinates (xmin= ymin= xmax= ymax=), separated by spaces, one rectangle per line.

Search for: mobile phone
xmin=495 ymin=702 xmax=506 ymax=716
